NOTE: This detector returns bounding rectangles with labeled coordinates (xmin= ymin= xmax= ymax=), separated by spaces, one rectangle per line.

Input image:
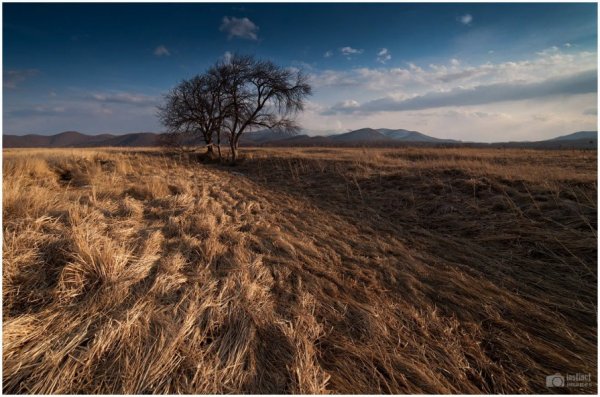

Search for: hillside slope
xmin=549 ymin=130 xmax=597 ymax=141
xmin=330 ymin=128 xmax=391 ymax=142
xmin=377 ymin=128 xmax=458 ymax=142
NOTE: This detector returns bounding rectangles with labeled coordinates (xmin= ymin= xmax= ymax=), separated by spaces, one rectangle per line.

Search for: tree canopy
xmin=158 ymin=54 xmax=312 ymax=163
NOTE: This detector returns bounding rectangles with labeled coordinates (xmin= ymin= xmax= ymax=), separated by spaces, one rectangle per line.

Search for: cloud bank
xmin=299 ymin=48 xmax=597 ymax=141
xmin=325 ymin=70 xmax=597 ymax=114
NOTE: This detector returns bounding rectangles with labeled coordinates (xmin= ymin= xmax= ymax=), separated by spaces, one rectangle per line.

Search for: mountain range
xmin=3 ymin=129 xmax=597 ymax=149
xmin=2 ymin=131 xmax=159 ymax=148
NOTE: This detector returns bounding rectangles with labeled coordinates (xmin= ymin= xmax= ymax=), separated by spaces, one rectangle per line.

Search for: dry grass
xmin=2 ymin=146 xmax=597 ymax=394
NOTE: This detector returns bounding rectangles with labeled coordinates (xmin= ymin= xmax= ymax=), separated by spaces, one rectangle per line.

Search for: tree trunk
xmin=230 ymin=143 xmax=237 ymax=164
xmin=231 ymin=134 xmax=242 ymax=165
xmin=228 ymin=133 xmax=241 ymax=165
xmin=216 ymin=132 xmax=222 ymax=162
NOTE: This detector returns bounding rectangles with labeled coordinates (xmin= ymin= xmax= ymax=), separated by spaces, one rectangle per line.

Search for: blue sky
xmin=3 ymin=2 xmax=598 ymax=141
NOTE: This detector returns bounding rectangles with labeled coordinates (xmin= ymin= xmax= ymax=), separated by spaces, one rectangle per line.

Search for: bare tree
xmin=157 ymin=75 xmax=224 ymax=158
xmin=158 ymin=54 xmax=311 ymax=164
xmin=210 ymin=54 xmax=312 ymax=163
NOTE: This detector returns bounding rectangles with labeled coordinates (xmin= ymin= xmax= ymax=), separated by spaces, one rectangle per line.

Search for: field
xmin=2 ymin=146 xmax=597 ymax=394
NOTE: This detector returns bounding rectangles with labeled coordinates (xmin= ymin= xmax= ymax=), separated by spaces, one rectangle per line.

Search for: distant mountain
xmin=2 ymin=129 xmax=597 ymax=149
xmin=85 ymin=132 xmax=159 ymax=147
xmin=3 ymin=131 xmax=112 ymax=148
xmin=241 ymin=127 xmax=457 ymax=146
xmin=376 ymin=128 xmax=458 ymax=143
xmin=251 ymin=127 xmax=460 ymax=146
xmin=3 ymin=131 xmax=160 ymax=148
xmin=548 ymin=131 xmax=597 ymax=141
xmin=330 ymin=128 xmax=391 ymax=142
xmin=239 ymin=129 xmax=296 ymax=145
xmin=494 ymin=131 xmax=597 ymax=149
xmin=492 ymin=139 xmax=596 ymax=149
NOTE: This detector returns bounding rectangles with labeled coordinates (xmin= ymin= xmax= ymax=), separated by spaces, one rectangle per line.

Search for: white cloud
xmin=223 ymin=51 xmax=233 ymax=63
xmin=4 ymin=69 xmax=39 ymax=89
xmin=376 ymin=48 xmax=391 ymax=64
xmin=459 ymin=14 xmax=473 ymax=25
xmin=219 ymin=16 xmax=259 ymax=40
xmin=341 ymin=47 xmax=363 ymax=55
xmin=331 ymin=100 xmax=361 ymax=112
xmin=340 ymin=46 xmax=364 ymax=59
xmin=536 ymin=46 xmax=559 ymax=56
xmin=153 ymin=45 xmax=170 ymax=57
xmin=90 ymin=92 xmax=159 ymax=106
xmin=564 ymin=42 xmax=573 ymax=48
xmin=324 ymin=50 xmax=333 ymax=58
xmin=450 ymin=58 xmax=460 ymax=66
xmin=21 ymin=105 xmax=67 ymax=115
xmin=290 ymin=60 xmax=314 ymax=72
xmin=309 ymin=70 xmax=359 ymax=87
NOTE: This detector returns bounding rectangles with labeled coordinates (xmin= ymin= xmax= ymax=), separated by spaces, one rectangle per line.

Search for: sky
xmin=3 ymin=2 xmax=598 ymax=141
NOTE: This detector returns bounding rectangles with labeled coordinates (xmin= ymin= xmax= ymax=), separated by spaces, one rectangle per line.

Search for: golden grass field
xmin=2 ymin=146 xmax=597 ymax=394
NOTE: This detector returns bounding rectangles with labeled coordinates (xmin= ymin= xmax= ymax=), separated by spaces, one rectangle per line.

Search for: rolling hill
xmin=3 ymin=131 xmax=159 ymax=148
xmin=3 ymin=129 xmax=597 ymax=149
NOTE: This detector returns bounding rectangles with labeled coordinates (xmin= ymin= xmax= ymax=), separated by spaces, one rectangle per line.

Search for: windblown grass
xmin=2 ymin=147 xmax=597 ymax=393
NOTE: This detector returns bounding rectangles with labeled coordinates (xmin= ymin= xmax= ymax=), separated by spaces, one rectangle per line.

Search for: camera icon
xmin=546 ymin=373 xmax=565 ymax=387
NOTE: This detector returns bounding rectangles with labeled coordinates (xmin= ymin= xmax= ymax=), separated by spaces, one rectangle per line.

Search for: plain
xmin=2 ymin=147 xmax=597 ymax=394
